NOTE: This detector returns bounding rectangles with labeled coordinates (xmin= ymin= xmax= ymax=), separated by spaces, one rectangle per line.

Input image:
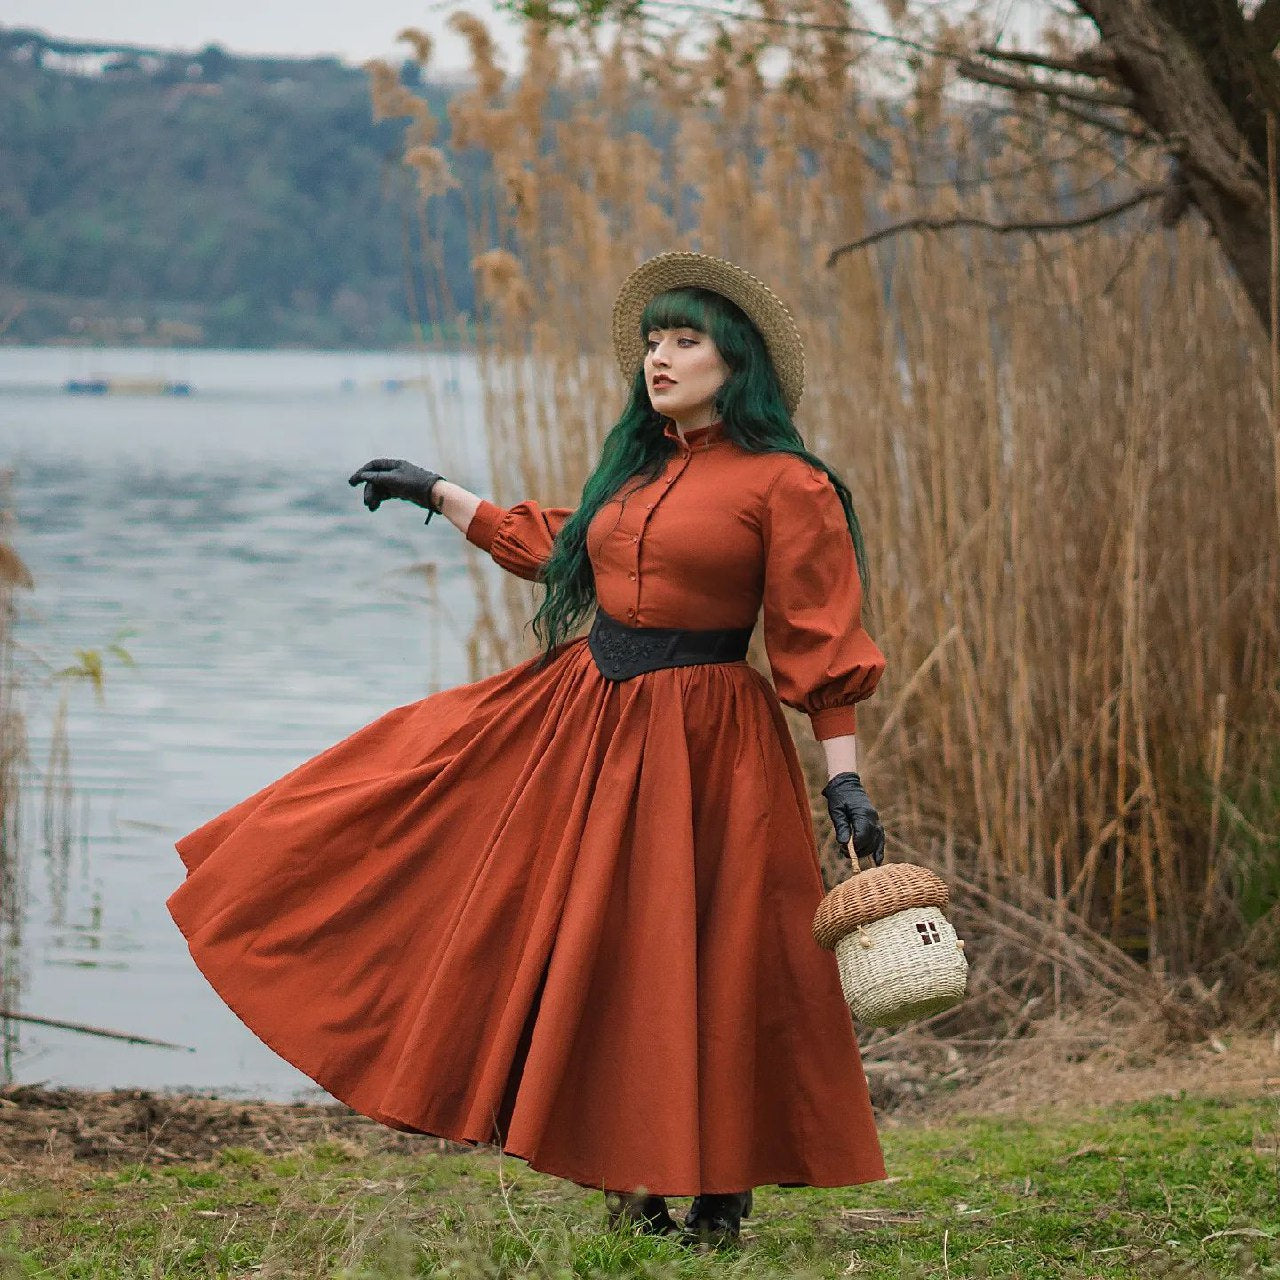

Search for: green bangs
xmin=640 ymin=287 xmax=749 ymax=348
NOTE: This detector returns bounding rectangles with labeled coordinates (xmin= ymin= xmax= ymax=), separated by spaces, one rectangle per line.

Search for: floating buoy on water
xmin=64 ymin=377 xmax=194 ymax=396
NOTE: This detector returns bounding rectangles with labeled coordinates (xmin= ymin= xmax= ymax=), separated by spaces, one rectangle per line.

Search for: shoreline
xmin=4 ymin=1027 xmax=1276 ymax=1170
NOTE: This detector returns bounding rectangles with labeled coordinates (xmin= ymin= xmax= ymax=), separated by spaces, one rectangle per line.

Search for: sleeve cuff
xmin=464 ymin=499 xmax=507 ymax=552
xmin=809 ymin=704 xmax=858 ymax=740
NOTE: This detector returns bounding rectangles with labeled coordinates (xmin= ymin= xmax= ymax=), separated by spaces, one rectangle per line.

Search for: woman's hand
xmin=349 ymin=458 xmax=446 ymax=524
xmin=821 ymin=771 xmax=885 ymax=868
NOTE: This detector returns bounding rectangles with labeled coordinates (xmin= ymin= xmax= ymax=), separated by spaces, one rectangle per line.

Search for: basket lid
xmin=812 ymin=863 xmax=951 ymax=950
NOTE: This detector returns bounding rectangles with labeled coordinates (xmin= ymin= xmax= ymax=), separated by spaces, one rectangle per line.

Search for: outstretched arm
xmin=349 ymin=459 xmax=570 ymax=582
xmin=431 ymin=479 xmax=483 ymax=537
xmin=461 ymin=496 xmax=575 ymax=583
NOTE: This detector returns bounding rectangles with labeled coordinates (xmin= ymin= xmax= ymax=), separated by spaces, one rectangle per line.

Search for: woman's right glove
xmin=348 ymin=458 xmax=446 ymax=525
xmin=821 ymin=771 xmax=885 ymax=870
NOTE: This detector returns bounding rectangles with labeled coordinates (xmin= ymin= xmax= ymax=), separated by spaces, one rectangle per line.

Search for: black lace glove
xmin=821 ymin=771 xmax=885 ymax=869
xmin=348 ymin=458 xmax=446 ymax=526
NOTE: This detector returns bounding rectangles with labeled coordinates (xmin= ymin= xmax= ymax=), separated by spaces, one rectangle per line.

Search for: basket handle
xmin=834 ymin=845 xmax=879 ymax=883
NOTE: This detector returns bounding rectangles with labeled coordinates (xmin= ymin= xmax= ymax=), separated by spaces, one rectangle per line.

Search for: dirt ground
xmin=2 ymin=1024 xmax=1276 ymax=1170
xmin=0 ymin=1081 xmax=462 ymax=1168
xmin=905 ymin=1021 xmax=1280 ymax=1117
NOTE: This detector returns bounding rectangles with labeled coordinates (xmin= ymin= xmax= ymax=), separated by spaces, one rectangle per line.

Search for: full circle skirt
xmin=167 ymin=637 xmax=886 ymax=1195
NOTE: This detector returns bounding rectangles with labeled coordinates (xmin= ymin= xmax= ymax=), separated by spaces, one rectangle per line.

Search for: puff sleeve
xmin=760 ymin=459 xmax=885 ymax=740
xmin=464 ymin=498 xmax=574 ymax=582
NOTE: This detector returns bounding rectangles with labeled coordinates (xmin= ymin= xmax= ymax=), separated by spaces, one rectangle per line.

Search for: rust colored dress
xmin=167 ymin=418 xmax=888 ymax=1195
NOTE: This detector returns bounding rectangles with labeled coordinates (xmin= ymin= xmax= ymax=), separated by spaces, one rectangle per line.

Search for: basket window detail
xmin=915 ymin=920 xmax=942 ymax=946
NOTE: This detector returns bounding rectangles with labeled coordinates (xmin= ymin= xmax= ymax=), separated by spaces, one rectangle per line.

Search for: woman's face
xmin=644 ymin=325 xmax=731 ymax=425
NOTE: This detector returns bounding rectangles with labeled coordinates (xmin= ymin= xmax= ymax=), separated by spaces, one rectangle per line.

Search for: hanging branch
xmin=827 ymin=184 xmax=1167 ymax=267
xmin=1032 ymin=96 xmax=1154 ymax=143
xmin=971 ymin=43 xmax=1118 ymax=80
xmin=956 ymin=55 xmax=1135 ymax=110
xmin=641 ymin=0 xmax=965 ymax=61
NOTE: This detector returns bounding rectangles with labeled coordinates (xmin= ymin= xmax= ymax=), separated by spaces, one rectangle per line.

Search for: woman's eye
xmin=678 ymin=338 xmax=696 ymax=347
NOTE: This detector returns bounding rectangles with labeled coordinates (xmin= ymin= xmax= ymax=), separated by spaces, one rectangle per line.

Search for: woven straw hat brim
xmin=612 ymin=251 xmax=805 ymax=415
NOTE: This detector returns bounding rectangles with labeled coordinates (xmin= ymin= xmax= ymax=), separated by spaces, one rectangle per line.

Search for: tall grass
xmin=368 ymin=12 xmax=1280 ymax=1025
xmin=0 ymin=477 xmax=33 ymax=1075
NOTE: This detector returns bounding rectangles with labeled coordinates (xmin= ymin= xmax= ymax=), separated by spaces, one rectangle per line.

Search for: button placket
xmin=624 ymin=454 xmax=689 ymax=622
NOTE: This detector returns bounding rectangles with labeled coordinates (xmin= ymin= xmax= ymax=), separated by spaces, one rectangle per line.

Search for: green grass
xmin=0 ymin=1094 xmax=1276 ymax=1278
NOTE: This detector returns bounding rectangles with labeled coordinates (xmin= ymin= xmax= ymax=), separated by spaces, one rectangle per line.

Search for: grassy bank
xmin=1 ymin=1091 xmax=1275 ymax=1278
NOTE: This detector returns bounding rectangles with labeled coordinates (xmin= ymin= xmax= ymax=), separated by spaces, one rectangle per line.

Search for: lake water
xmin=0 ymin=346 xmax=501 ymax=1100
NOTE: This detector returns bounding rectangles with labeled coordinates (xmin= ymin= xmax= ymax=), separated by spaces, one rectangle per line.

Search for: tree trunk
xmin=1075 ymin=0 xmax=1280 ymax=329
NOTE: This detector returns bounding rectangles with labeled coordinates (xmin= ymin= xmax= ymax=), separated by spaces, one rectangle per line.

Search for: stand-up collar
xmin=662 ymin=418 xmax=727 ymax=451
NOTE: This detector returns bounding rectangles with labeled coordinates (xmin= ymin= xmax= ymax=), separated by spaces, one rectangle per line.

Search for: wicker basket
xmin=812 ymin=863 xmax=969 ymax=1028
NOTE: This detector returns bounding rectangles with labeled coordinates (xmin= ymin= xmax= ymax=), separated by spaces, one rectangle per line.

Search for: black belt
xmin=587 ymin=608 xmax=754 ymax=681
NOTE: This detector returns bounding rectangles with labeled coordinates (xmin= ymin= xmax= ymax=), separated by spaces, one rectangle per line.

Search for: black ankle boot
xmin=681 ymin=1188 xmax=753 ymax=1247
xmin=604 ymin=1190 xmax=679 ymax=1235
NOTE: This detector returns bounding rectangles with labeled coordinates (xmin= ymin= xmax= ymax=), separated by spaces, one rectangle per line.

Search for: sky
xmin=2 ymin=0 xmax=524 ymax=73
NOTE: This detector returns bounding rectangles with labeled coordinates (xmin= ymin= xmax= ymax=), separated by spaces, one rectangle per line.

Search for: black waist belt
xmin=587 ymin=608 xmax=754 ymax=681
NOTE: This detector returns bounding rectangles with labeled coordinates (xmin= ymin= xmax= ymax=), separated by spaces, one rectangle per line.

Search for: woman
xmin=167 ymin=251 xmax=888 ymax=1248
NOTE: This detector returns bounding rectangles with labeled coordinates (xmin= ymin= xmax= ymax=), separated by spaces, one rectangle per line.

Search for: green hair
xmin=529 ymin=286 xmax=871 ymax=665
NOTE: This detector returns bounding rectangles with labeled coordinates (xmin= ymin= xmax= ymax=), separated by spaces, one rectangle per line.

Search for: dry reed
xmin=0 ymin=477 xmax=33 ymax=1078
xmin=367 ymin=8 xmax=1280 ymax=1031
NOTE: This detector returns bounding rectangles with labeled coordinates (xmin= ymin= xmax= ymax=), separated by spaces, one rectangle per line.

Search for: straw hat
xmin=611 ymin=251 xmax=805 ymax=414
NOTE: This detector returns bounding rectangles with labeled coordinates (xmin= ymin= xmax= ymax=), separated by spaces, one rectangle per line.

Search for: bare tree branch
xmin=974 ymin=42 xmax=1118 ymax=80
xmin=1021 ymin=94 xmax=1155 ymax=142
xmin=827 ymin=184 xmax=1167 ymax=267
xmin=1250 ymin=0 xmax=1280 ymax=51
xmin=971 ymin=78 xmax=1155 ymax=142
xmin=957 ymin=55 xmax=1136 ymax=109
xmin=643 ymin=0 xmax=966 ymax=61
xmin=991 ymin=100 xmax=1161 ymax=163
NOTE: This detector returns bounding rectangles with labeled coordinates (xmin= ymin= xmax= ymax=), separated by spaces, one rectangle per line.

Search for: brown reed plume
xmin=368 ymin=9 xmax=1280 ymax=1031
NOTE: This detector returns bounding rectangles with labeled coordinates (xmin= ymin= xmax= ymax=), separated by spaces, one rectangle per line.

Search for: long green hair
xmin=529 ymin=286 xmax=870 ymax=664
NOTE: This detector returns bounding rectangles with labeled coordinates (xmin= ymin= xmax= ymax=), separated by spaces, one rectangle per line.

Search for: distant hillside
xmin=0 ymin=28 xmax=473 ymax=348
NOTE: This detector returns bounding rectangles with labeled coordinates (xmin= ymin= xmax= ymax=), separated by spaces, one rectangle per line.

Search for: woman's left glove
xmin=821 ymin=771 xmax=885 ymax=868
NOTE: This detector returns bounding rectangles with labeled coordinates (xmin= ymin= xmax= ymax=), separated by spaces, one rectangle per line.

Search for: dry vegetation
xmin=0 ymin=480 xmax=32 ymax=1077
xmin=367 ymin=7 xmax=1280 ymax=1045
